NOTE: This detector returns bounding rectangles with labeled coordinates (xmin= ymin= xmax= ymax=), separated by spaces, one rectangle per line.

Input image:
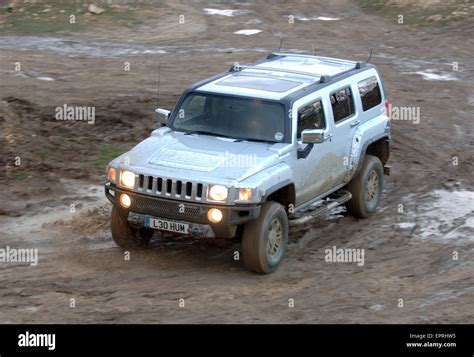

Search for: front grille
xmin=133 ymin=195 xmax=201 ymax=218
xmin=137 ymin=174 xmax=205 ymax=201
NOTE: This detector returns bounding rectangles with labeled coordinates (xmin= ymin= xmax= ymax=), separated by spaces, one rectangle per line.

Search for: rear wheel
xmin=345 ymin=155 xmax=384 ymax=219
xmin=241 ymin=201 xmax=289 ymax=274
xmin=111 ymin=206 xmax=153 ymax=249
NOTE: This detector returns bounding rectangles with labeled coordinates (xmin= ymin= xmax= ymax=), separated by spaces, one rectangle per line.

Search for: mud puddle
xmin=0 ymin=179 xmax=106 ymax=246
xmin=396 ymin=190 xmax=474 ymax=242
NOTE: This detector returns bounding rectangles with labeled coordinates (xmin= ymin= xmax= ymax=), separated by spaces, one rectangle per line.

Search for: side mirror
xmin=155 ymin=108 xmax=170 ymax=126
xmin=301 ymin=129 xmax=325 ymax=144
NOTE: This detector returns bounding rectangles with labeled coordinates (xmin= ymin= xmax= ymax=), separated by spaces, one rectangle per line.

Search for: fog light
xmin=207 ymin=208 xmax=223 ymax=223
xmin=120 ymin=194 xmax=131 ymax=208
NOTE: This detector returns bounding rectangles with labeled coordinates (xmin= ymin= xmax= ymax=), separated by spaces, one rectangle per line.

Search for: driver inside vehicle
xmin=241 ymin=100 xmax=284 ymax=142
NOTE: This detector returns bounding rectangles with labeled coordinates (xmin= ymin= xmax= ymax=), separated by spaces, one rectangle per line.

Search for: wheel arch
xmin=366 ymin=136 xmax=390 ymax=165
xmin=263 ymin=181 xmax=296 ymax=213
xmin=353 ymin=135 xmax=390 ymax=178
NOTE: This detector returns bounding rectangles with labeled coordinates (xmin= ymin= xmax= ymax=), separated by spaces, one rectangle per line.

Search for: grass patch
xmin=0 ymin=1 xmax=147 ymax=34
xmin=37 ymin=148 xmax=50 ymax=158
xmin=5 ymin=18 xmax=83 ymax=33
xmin=0 ymin=1 xmax=84 ymax=33
xmin=92 ymin=146 xmax=123 ymax=169
xmin=358 ymin=0 xmax=472 ymax=27
xmin=15 ymin=108 xmax=23 ymax=118
xmin=10 ymin=171 xmax=28 ymax=180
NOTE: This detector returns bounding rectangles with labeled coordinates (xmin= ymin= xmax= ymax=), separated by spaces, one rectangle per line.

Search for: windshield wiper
xmin=183 ymin=130 xmax=242 ymax=141
xmin=182 ymin=130 xmax=274 ymax=144
xmin=243 ymin=138 xmax=276 ymax=144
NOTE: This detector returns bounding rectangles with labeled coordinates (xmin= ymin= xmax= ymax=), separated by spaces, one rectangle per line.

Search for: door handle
xmin=350 ymin=120 xmax=361 ymax=127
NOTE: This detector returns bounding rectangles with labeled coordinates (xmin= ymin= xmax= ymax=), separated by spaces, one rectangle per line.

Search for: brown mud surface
xmin=0 ymin=0 xmax=473 ymax=323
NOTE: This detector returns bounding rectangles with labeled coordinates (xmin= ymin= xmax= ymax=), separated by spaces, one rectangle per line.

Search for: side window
xmin=358 ymin=76 xmax=382 ymax=111
xmin=330 ymin=87 xmax=355 ymax=123
xmin=297 ymin=100 xmax=326 ymax=138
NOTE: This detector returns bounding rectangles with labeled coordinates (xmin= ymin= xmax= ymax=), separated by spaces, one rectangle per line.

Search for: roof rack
xmin=228 ymin=53 xmax=368 ymax=86
xmin=229 ymin=64 xmax=322 ymax=79
xmin=267 ymin=52 xmax=366 ymax=71
xmin=268 ymin=52 xmax=359 ymax=66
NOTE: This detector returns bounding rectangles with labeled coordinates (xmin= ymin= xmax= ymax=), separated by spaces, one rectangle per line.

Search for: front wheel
xmin=241 ymin=201 xmax=289 ymax=274
xmin=111 ymin=206 xmax=153 ymax=249
xmin=345 ymin=155 xmax=384 ymax=219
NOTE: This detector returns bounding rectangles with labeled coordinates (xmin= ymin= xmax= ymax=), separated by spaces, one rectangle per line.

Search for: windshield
xmin=169 ymin=93 xmax=287 ymax=143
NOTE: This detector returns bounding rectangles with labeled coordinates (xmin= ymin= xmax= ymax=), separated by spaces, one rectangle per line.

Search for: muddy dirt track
xmin=0 ymin=0 xmax=473 ymax=323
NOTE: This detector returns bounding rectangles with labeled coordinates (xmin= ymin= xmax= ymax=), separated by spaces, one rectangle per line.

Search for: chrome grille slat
xmin=136 ymin=174 xmax=206 ymax=202
xmin=171 ymin=180 xmax=177 ymax=197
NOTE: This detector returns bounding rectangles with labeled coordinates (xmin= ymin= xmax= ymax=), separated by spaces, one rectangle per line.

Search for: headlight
xmin=107 ymin=167 xmax=116 ymax=182
xmin=208 ymin=185 xmax=228 ymax=201
xmin=120 ymin=170 xmax=136 ymax=188
xmin=238 ymin=188 xmax=252 ymax=201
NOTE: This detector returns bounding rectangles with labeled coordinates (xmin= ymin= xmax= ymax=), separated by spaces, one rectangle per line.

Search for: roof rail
xmin=319 ymin=75 xmax=330 ymax=83
xmin=269 ymin=52 xmax=358 ymax=66
xmin=267 ymin=52 xmax=316 ymax=59
xmin=230 ymin=64 xmax=322 ymax=79
xmin=266 ymin=53 xmax=279 ymax=59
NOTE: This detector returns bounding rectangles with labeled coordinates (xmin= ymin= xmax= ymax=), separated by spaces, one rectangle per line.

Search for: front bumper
xmin=105 ymin=183 xmax=261 ymax=238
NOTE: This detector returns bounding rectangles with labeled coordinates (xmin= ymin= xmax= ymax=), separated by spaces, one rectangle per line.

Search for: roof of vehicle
xmin=194 ymin=53 xmax=372 ymax=101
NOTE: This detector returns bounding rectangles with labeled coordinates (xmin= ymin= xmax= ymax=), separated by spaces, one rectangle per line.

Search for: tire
xmin=241 ymin=201 xmax=289 ymax=274
xmin=345 ymin=154 xmax=384 ymax=219
xmin=111 ymin=206 xmax=153 ymax=249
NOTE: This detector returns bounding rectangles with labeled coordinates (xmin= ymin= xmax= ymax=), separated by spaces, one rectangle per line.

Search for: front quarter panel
xmin=238 ymin=162 xmax=294 ymax=203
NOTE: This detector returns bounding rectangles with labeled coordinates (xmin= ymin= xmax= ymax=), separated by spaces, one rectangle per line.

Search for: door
xmin=293 ymin=97 xmax=337 ymax=206
xmin=328 ymin=84 xmax=360 ymax=185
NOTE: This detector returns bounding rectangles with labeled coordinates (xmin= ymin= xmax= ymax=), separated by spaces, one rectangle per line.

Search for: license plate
xmin=145 ymin=216 xmax=189 ymax=234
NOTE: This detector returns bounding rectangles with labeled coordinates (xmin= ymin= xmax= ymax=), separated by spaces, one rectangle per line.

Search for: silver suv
xmin=105 ymin=52 xmax=391 ymax=274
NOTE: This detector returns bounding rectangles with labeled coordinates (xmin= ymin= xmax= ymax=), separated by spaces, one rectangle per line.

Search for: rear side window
xmin=297 ymin=100 xmax=325 ymax=138
xmin=358 ymin=76 xmax=382 ymax=111
xmin=330 ymin=87 xmax=355 ymax=123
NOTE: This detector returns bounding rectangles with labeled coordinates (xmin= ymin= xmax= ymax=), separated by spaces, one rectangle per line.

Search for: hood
xmin=118 ymin=128 xmax=289 ymax=182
